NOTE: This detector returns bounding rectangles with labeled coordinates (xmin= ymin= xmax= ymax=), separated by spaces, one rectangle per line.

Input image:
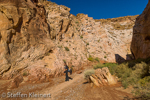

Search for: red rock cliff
xmin=131 ymin=0 xmax=150 ymax=59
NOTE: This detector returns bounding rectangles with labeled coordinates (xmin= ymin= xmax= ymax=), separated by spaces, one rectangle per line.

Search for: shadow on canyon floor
xmin=115 ymin=54 xmax=134 ymax=64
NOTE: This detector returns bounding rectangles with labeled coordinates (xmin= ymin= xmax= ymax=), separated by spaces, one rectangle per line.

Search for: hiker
xmin=68 ymin=62 xmax=73 ymax=75
xmin=64 ymin=62 xmax=69 ymax=81
xmin=64 ymin=62 xmax=73 ymax=81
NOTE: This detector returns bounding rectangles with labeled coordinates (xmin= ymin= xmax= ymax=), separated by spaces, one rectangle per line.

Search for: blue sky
xmin=49 ymin=0 xmax=148 ymax=19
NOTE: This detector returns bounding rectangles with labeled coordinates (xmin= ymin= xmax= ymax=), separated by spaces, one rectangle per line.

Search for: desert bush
xmin=94 ymin=57 xmax=99 ymax=62
xmin=88 ymin=55 xmax=94 ymax=61
xmin=133 ymin=77 xmax=150 ymax=100
xmin=115 ymin=63 xmax=132 ymax=79
xmin=138 ymin=76 xmax=150 ymax=86
xmin=92 ymin=58 xmax=150 ymax=98
xmin=112 ymin=22 xmax=134 ymax=30
xmin=127 ymin=57 xmax=150 ymax=68
xmin=88 ymin=56 xmax=101 ymax=62
xmin=75 ymin=21 xmax=79 ymax=23
xmin=93 ymin=62 xmax=131 ymax=82
xmin=93 ymin=63 xmax=103 ymax=69
xmin=23 ymin=71 xmax=28 ymax=76
xmin=80 ymin=35 xmax=83 ymax=39
xmin=121 ymin=80 xmax=129 ymax=89
xmin=103 ymin=63 xmax=118 ymax=67
xmin=117 ymin=62 xmax=149 ymax=89
xmin=115 ymin=63 xmax=133 ymax=88
xmin=86 ymin=42 xmax=89 ymax=45
xmin=84 ymin=69 xmax=95 ymax=82
xmin=132 ymin=62 xmax=149 ymax=78
xmin=93 ymin=63 xmax=118 ymax=75
xmin=58 ymin=45 xmax=62 ymax=48
xmin=64 ymin=47 xmax=69 ymax=51
xmin=104 ymin=63 xmax=118 ymax=75
xmin=128 ymin=58 xmax=145 ymax=68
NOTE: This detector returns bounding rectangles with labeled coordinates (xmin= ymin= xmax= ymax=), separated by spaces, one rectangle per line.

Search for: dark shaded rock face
xmin=131 ymin=0 xmax=150 ymax=59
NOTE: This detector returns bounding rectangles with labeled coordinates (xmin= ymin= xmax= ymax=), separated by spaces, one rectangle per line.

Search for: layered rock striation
xmin=0 ymin=0 xmax=53 ymax=80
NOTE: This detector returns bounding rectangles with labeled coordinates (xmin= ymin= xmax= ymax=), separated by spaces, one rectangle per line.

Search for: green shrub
xmin=93 ymin=63 xmax=118 ymax=75
xmin=88 ymin=55 xmax=94 ymax=61
xmin=133 ymin=81 xmax=150 ymax=99
xmin=104 ymin=63 xmax=131 ymax=88
xmin=131 ymin=62 xmax=149 ymax=82
xmin=104 ymin=56 xmax=107 ymax=58
xmin=84 ymin=69 xmax=95 ymax=82
xmin=86 ymin=42 xmax=89 ymax=45
xmin=76 ymin=21 xmax=79 ymax=23
xmin=127 ymin=57 xmax=150 ymax=68
xmin=23 ymin=72 xmax=28 ymax=76
xmin=103 ymin=63 xmax=118 ymax=67
xmin=80 ymin=35 xmax=83 ymax=39
xmin=122 ymin=80 xmax=128 ymax=89
xmin=128 ymin=58 xmax=145 ymax=68
xmin=93 ymin=63 xmax=104 ymax=69
xmin=138 ymin=76 xmax=150 ymax=86
xmin=112 ymin=23 xmax=134 ymax=30
xmin=95 ymin=57 xmax=99 ymax=62
xmin=45 ymin=52 xmax=50 ymax=56
xmin=92 ymin=58 xmax=150 ymax=98
xmin=104 ymin=63 xmax=118 ymax=75
xmin=58 ymin=45 xmax=62 ymax=48
xmin=116 ymin=62 xmax=149 ymax=89
xmin=64 ymin=47 xmax=69 ymax=51
xmin=115 ymin=63 xmax=131 ymax=79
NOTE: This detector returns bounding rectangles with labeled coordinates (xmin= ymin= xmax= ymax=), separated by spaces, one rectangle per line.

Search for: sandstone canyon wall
xmin=0 ymin=0 xmax=54 ymax=81
xmin=0 ymin=0 xmax=138 ymax=81
xmin=131 ymin=0 xmax=150 ymax=59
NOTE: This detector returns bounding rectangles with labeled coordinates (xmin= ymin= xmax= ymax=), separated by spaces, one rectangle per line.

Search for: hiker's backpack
xmin=68 ymin=68 xmax=71 ymax=72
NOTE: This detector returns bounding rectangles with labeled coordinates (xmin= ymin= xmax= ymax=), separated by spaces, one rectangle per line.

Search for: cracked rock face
xmin=131 ymin=0 xmax=150 ymax=59
xmin=0 ymin=0 xmax=53 ymax=80
xmin=43 ymin=1 xmax=137 ymax=67
xmin=0 ymin=0 xmax=138 ymax=82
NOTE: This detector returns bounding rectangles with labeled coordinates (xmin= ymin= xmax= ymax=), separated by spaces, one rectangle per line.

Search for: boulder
xmin=90 ymin=67 xmax=117 ymax=86
xmin=101 ymin=67 xmax=117 ymax=85
xmin=95 ymin=68 xmax=108 ymax=85
xmin=90 ymin=76 xmax=100 ymax=87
